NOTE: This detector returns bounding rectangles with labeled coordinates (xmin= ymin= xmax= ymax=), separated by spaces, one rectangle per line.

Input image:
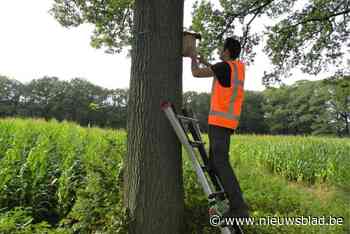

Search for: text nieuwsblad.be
xmin=209 ymin=215 xmax=344 ymax=226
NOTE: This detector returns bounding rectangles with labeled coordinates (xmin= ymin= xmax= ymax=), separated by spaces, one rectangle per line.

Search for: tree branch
xmin=278 ymin=7 xmax=350 ymax=33
xmin=241 ymin=7 xmax=261 ymax=51
xmin=217 ymin=0 xmax=274 ymax=40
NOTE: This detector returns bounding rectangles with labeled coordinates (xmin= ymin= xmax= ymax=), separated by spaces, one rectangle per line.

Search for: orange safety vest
xmin=208 ymin=59 xmax=245 ymax=129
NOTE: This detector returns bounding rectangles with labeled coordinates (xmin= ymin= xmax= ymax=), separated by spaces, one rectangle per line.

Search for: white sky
xmin=0 ymin=0 xmax=330 ymax=93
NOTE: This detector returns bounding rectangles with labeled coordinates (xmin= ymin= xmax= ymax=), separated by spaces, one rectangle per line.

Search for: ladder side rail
xmin=177 ymin=115 xmax=200 ymax=123
xmin=181 ymin=109 xmax=210 ymax=166
xmin=162 ymin=104 xmax=213 ymax=196
xmin=182 ymin=109 xmax=225 ymax=193
xmin=162 ymin=103 xmax=235 ymax=234
xmin=193 ymin=122 xmax=226 ymax=193
xmin=189 ymin=123 xmax=224 ymax=192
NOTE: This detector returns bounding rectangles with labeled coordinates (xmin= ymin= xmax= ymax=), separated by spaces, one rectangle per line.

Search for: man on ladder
xmin=189 ymin=37 xmax=250 ymax=221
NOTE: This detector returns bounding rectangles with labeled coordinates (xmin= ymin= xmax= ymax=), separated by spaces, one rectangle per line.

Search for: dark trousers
xmin=208 ymin=124 xmax=248 ymax=213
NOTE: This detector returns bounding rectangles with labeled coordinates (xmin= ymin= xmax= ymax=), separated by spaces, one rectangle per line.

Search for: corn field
xmin=228 ymin=135 xmax=350 ymax=187
xmin=0 ymin=118 xmax=349 ymax=234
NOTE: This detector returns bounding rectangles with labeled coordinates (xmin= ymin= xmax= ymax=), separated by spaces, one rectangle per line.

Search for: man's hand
xmin=191 ymin=54 xmax=214 ymax=78
xmin=197 ymin=56 xmax=211 ymax=67
xmin=190 ymin=51 xmax=211 ymax=67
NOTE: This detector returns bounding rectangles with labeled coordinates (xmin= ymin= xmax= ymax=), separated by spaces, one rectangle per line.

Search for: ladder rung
xmin=208 ymin=191 xmax=226 ymax=200
xmin=201 ymin=166 xmax=208 ymax=171
xmin=177 ymin=115 xmax=200 ymax=123
xmin=162 ymin=102 xmax=236 ymax=234
xmin=189 ymin=140 xmax=205 ymax=147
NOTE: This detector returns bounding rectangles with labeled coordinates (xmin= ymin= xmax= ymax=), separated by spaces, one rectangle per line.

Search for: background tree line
xmin=0 ymin=75 xmax=128 ymax=129
xmin=1 ymin=75 xmax=349 ymax=136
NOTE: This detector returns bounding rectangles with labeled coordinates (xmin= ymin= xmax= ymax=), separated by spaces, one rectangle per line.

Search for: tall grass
xmin=0 ymin=118 xmax=349 ymax=233
xmin=0 ymin=118 xmax=128 ymax=233
xmin=226 ymin=135 xmax=350 ymax=187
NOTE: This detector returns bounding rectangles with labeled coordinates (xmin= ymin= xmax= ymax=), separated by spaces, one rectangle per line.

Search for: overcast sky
xmin=0 ymin=0 xmax=328 ymax=93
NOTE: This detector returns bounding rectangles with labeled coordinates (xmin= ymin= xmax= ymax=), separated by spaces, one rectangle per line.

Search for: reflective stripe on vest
xmin=209 ymin=62 xmax=244 ymax=120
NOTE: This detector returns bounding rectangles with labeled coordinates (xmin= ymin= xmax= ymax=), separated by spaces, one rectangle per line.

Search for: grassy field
xmin=0 ymin=118 xmax=349 ymax=234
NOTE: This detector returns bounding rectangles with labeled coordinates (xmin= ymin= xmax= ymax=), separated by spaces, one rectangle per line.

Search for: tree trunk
xmin=124 ymin=1 xmax=184 ymax=234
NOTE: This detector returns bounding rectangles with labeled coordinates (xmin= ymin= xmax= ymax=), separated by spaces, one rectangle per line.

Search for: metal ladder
xmin=161 ymin=101 xmax=243 ymax=234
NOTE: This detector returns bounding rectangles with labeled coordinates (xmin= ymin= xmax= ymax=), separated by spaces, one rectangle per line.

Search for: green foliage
xmin=263 ymin=78 xmax=350 ymax=136
xmin=0 ymin=119 xmax=349 ymax=233
xmin=61 ymin=130 xmax=128 ymax=233
xmin=50 ymin=0 xmax=133 ymax=53
xmin=234 ymin=161 xmax=348 ymax=234
xmin=190 ymin=0 xmax=349 ymax=83
xmin=0 ymin=118 xmax=129 ymax=233
xmin=190 ymin=0 xmax=228 ymax=61
xmin=0 ymin=75 xmax=23 ymax=117
xmin=50 ymin=0 xmax=349 ymax=83
xmin=238 ymin=91 xmax=268 ymax=134
xmin=0 ymin=75 xmax=348 ymax=136
xmin=0 ymin=75 xmax=128 ymax=129
xmin=0 ymin=207 xmax=68 ymax=234
xmin=319 ymin=76 xmax=350 ymax=136
xmin=230 ymin=135 xmax=350 ymax=187
xmin=264 ymin=0 xmax=349 ymax=81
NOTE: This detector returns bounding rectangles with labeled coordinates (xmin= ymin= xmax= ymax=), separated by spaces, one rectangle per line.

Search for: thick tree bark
xmin=124 ymin=1 xmax=184 ymax=234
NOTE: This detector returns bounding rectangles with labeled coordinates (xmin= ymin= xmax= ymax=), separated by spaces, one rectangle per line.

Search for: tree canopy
xmin=51 ymin=0 xmax=350 ymax=85
xmin=51 ymin=0 xmax=133 ymax=53
xmin=191 ymin=0 xmax=350 ymax=84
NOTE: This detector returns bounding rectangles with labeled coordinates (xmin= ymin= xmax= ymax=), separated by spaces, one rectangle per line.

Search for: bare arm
xmin=191 ymin=55 xmax=214 ymax=78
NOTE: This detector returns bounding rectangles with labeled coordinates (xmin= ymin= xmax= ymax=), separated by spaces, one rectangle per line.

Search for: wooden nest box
xmin=183 ymin=31 xmax=202 ymax=57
